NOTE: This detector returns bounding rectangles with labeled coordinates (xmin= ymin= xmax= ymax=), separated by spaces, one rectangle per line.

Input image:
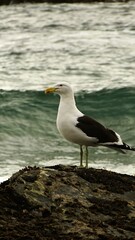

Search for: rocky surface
xmin=0 ymin=165 xmax=135 ymax=240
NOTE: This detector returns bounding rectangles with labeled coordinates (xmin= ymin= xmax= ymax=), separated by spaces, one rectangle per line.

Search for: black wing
xmin=76 ymin=115 xmax=118 ymax=143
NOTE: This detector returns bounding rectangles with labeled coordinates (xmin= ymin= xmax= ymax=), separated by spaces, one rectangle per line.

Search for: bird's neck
xmin=58 ymin=92 xmax=80 ymax=116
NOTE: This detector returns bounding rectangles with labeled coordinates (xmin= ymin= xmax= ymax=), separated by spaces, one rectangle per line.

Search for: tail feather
xmin=108 ymin=142 xmax=135 ymax=152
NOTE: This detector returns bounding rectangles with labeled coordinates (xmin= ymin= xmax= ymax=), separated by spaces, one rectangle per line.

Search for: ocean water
xmin=0 ymin=2 xmax=135 ymax=181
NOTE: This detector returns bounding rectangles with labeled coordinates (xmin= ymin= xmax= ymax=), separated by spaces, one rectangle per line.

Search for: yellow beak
xmin=45 ymin=87 xmax=56 ymax=94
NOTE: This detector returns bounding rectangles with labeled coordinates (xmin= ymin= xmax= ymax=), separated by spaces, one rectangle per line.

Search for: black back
xmin=76 ymin=115 xmax=118 ymax=143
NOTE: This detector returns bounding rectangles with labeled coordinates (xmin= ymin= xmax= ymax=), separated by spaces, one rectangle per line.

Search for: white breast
xmin=57 ymin=113 xmax=97 ymax=146
xmin=56 ymin=91 xmax=98 ymax=146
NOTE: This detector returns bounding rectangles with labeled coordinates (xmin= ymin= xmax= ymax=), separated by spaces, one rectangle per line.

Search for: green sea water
xmin=0 ymin=87 xmax=135 ymax=181
xmin=0 ymin=2 xmax=135 ymax=180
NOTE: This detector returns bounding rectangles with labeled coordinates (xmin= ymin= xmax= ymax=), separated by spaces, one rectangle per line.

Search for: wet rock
xmin=0 ymin=165 xmax=135 ymax=239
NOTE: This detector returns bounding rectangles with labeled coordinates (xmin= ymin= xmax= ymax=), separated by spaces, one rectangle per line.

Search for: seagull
xmin=45 ymin=82 xmax=135 ymax=168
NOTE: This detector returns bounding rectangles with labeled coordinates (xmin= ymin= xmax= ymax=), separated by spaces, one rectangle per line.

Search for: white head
xmin=45 ymin=82 xmax=73 ymax=96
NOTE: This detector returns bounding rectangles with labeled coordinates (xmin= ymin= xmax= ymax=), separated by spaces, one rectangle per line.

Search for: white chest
xmin=56 ymin=113 xmax=95 ymax=145
xmin=55 ymin=95 xmax=96 ymax=145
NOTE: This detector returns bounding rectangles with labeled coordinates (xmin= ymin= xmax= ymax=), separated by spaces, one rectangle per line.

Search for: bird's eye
xmin=59 ymin=84 xmax=63 ymax=87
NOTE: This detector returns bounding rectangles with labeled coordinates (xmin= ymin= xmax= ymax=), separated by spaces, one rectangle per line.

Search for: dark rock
xmin=0 ymin=165 xmax=135 ymax=239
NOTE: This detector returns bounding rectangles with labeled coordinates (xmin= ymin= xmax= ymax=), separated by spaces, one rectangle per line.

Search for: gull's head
xmin=45 ymin=83 xmax=73 ymax=96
